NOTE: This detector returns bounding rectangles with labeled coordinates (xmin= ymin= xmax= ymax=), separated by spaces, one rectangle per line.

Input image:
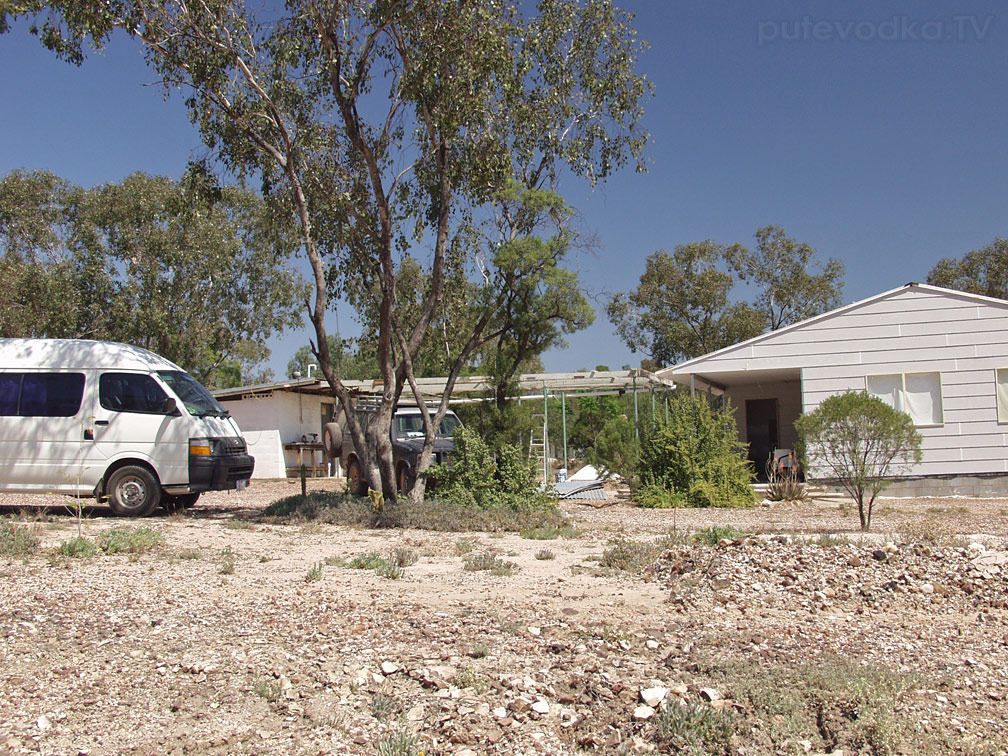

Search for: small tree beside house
xmin=795 ymin=391 xmax=922 ymax=531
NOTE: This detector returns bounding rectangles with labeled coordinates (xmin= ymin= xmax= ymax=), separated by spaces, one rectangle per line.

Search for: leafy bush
xmin=694 ymin=526 xmax=744 ymax=545
xmin=637 ymin=392 xmax=756 ymax=508
xmin=654 ymin=701 xmax=734 ymax=755
xmin=428 ymin=426 xmax=555 ymax=510
xmin=633 ymin=484 xmax=684 ymax=509
xmin=795 ymin=391 xmax=922 ymax=531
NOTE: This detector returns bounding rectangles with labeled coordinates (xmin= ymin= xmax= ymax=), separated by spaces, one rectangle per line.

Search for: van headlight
xmin=189 ymin=438 xmax=214 ymax=456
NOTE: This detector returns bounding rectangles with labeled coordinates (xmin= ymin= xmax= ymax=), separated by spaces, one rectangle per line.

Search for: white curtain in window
xmin=997 ymin=369 xmax=1008 ymax=423
xmin=867 ymin=374 xmax=903 ymax=412
xmin=904 ymin=372 xmax=942 ymax=425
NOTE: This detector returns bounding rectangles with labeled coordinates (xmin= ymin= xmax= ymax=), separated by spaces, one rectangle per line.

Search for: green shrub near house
xmin=636 ymin=391 xmax=756 ymax=508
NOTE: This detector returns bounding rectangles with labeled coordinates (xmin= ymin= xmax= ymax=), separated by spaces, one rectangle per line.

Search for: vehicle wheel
xmin=396 ymin=464 xmax=413 ymax=496
xmin=162 ymin=493 xmax=200 ymax=513
xmin=106 ymin=466 xmax=160 ymax=517
xmin=346 ymin=458 xmax=368 ymax=496
xmin=323 ymin=422 xmax=342 ymax=460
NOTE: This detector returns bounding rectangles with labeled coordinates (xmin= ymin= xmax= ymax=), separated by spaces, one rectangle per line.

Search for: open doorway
xmin=745 ymin=398 xmax=778 ymax=481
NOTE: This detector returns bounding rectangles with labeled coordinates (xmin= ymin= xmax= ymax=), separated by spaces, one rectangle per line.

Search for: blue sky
xmin=2 ymin=1 xmax=1006 ymax=377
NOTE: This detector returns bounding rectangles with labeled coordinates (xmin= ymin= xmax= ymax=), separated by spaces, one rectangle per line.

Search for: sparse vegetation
xmin=694 ymin=526 xmax=744 ymax=545
xmin=253 ymin=678 xmax=282 ymax=703
xmin=98 ymin=527 xmax=164 ymax=555
xmin=375 ymin=728 xmax=419 ymax=756
xmin=653 ymin=701 xmax=734 ymax=755
xmin=520 ymin=524 xmax=580 ymax=540
xmin=178 ymin=548 xmax=202 ymax=560
xmin=264 ymin=490 xmax=569 ymax=532
xmin=55 ymin=536 xmax=98 ymax=558
xmin=535 ymin=548 xmax=555 ymax=560
xmin=601 ymin=537 xmax=671 ymax=571
xmin=463 ymin=551 xmax=516 ymax=576
xmin=1 ymin=519 xmax=41 ymax=557
xmin=224 ymin=519 xmax=256 ymax=531
xmin=219 ymin=546 xmax=236 ymax=575
xmin=305 ymin=562 xmax=323 ymax=582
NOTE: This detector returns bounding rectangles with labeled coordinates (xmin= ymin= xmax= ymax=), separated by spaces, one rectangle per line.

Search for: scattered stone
xmin=531 ymin=699 xmax=550 ymax=715
xmin=380 ymin=661 xmax=400 ymax=676
xmin=699 ymin=688 xmax=721 ymax=703
xmin=633 ymin=704 xmax=655 ymax=721
xmin=640 ymin=686 xmax=668 ymax=707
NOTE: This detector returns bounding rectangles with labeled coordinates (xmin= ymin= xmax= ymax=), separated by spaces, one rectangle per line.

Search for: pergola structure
xmin=216 ymin=369 xmax=677 ymax=482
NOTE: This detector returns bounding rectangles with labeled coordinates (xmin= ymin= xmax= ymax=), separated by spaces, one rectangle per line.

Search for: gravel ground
xmin=1 ymin=481 xmax=1007 ymax=755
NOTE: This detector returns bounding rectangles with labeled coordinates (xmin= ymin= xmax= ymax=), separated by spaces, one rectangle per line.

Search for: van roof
xmin=0 ymin=339 xmax=183 ymax=372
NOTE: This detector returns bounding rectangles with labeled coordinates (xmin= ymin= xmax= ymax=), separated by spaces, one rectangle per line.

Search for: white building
xmin=658 ymin=283 xmax=1008 ymax=496
xmin=214 ymin=379 xmax=338 ymax=479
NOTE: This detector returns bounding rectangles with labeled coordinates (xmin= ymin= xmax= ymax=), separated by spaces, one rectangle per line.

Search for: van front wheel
xmin=107 ymin=466 xmax=160 ymax=517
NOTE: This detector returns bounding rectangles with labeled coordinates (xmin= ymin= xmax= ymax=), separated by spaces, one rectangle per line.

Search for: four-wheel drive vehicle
xmin=327 ymin=405 xmax=461 ymax=495
xmin=0 ymin=339 xmax=254 ymax=516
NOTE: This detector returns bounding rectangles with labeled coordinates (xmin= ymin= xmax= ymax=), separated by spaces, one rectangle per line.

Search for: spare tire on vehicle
xmin=322 ymin=421 xmax=343 ymax=459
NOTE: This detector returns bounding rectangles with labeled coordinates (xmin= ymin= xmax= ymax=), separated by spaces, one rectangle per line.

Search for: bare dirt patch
xmin=1 ymin=482 xmax=1007 ymax=755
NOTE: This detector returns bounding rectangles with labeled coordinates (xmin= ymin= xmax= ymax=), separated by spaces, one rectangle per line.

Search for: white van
xmin=0 ymin=339 xmax=254 ymax=516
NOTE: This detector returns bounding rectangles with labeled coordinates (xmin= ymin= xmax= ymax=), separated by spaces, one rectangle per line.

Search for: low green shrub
xmin=463 ymin=551 xmax=516 ymax=576
xmin=654 ymin=701 xmax=734 ymax=755
xmin=98 ymin=527 xmax=164 ymax=554
xmin=428 ymin=426 xmax=555 ymax=510
xmin=694 ymin=526 xmax=744 ymax=545
xmin=56 ymin=536 xmax=98 ymax=558
xmin=601 ymin=537 xmax=671 ymax=571
xmin=633 ymin=484 xmax=684 ymax=509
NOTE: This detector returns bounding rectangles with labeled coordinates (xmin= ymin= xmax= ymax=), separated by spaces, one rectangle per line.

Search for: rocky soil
xmin=1 ymin=483 xmax=1007 ymax=756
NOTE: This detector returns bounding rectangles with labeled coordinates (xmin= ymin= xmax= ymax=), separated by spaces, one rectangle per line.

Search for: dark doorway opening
xmin=745 ymin=398 xmax=778 ymax=481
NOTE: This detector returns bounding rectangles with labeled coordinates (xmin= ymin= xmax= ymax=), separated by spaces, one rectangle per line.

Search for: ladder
xmin=530 ymin=412 xmax=549 ymax=483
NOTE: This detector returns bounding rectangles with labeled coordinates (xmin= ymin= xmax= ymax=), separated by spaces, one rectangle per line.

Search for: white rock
xmin=36 ymin=715 xmax=51 ymax=731
xmin=920 ymin=582 xmax=935 ymax=595
xmin=640 ymin=686 xmax=669 ymax=707
xmin=531 ymin=699 xmax=550 ymax=715
xmin=528 ymin=626 xmax=541 ymax=636
xmin=646 ymin=639 xmax=660 ymax=650
xmin=699 ymin=687 xmax=721 ymax=702
xmin=380 ymin=661 xmax=400 ymax=676
xmin=492 ymin=706 xmax=508 ymax=719
xmin=406 ymin=703 xmax=425 ymax=722
xmin=632 ymin=704 xmax=655 ymax=720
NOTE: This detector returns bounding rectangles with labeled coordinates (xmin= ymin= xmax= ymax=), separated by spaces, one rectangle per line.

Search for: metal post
xmin=561 ymin=390 xmax=568 ymax=473
xmin=543 ymin=385 xmax=549 ymax=483
xmin=650 ymin=385 xmax=655 ymax=429
xmin=664 ymin=388 xmax=669 ymax=424
xmin=633 ymin=374 xmax=639 ymax=441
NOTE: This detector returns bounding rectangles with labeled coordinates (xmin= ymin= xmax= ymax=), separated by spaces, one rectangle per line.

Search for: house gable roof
xmin=657 ymin=283 xmax=1008 ymax=379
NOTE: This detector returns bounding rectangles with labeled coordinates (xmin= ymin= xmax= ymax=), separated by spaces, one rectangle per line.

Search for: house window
xmin=866 ymin=372 xmax=943 ymax=426
xmin=997 ymin=369 xmax=1008 ymax=424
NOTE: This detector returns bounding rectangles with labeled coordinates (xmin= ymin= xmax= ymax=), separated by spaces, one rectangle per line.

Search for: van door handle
xmin=94 ymin=420 xmax=109 ymax=426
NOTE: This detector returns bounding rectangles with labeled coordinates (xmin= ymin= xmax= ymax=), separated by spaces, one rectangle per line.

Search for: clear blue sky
xmin=2 ymin=1 xmax=1006 ymax=377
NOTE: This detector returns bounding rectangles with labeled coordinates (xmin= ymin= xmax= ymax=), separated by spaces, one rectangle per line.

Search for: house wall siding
xmin=672 ymin=287 xmax=1008 ymax=480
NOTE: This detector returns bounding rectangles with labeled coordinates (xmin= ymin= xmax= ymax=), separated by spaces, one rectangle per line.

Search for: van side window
xmin=0 ymin=375 xmax=21 ymax=415
xmin=99 ymin=373 xmax=169 ymax=414
xmin=18 ymin=373 xmax=86 ymax=417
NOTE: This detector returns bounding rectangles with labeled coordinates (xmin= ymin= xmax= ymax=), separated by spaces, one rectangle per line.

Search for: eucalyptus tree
xmin=927 ymin=237 xmax=1008 ymax=301
xmin=14 ymin=0 xmax=650 ymax=501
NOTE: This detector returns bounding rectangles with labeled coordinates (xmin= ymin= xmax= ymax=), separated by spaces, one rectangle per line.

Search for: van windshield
xmin=394 ymin=412 xmax=460 ymax=439
xmin=157 ymin=371 xmax=229 ymax=418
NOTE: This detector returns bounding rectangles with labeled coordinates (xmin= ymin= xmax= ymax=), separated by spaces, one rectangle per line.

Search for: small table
xmin=283 ymin=442 xmax=327 ymax=478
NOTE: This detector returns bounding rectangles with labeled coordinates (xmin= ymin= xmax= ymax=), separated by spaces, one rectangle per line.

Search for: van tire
xmin=163 ymin=493 xmax=200 ymax=512
xmin=346 ymin=458 xmax=368 ymax=496
xmin=107 ymin=466 xmax=160 ymax=517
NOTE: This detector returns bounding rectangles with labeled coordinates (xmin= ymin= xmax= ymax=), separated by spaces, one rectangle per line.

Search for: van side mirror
xmin=163 ymin=397 xmax=181 ymax=416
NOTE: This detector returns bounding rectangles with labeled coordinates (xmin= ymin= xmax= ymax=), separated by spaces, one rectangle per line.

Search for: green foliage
xmin=609 ymin=226 xmax=844 ymax=366
xmin=586 ymin=413 xmax=639 ymax=484
xmin=694 ymin=526 xmax=744 ymax=545
xmin=637 ymin=392 xmax=756 ymax=508
xmin=287 ymin=334 xmax=377 ymax=381
xmin=0 ymin=519 xmax=40 ymax=557
xmin=0 ymin=167 xmax=304 ymax=385
xmin=607 ymin=241 xmax=766 ymax=366
xmin=520 ymin=524 xmax=579 ymax=540
xmin=795 ymin=391 xmax=922 ymax=531
xmin=55 ymin=536 xmax=97 ymax=558
xmin=600 ymin=537 xmax=670 ymax=571
xmin=927 ymin=237 xmax=1008 ymax=301
xmin=219 ymin=546 xmax=236 ymax=575
xmin=97 ymin=527 xmax=164 ymax=554
xmin=376 ymin=728 xmax=419 ymax=756
xmin=633 ymin=484 xmax=684 ymax=509
xmin=728 ymin=225 xmax=845 ymax=330
xmin=428 ymin=426 xmax=555 ymax=510
xmin=654 ymin=702 xmax=735 ymax=755
xmin=304 ymin=562 xmax=323 ymax=582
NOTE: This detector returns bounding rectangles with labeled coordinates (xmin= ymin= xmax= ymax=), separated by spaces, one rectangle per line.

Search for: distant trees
xmin=0 ymin=166 xmax=304 ymax=386
xmin=927 ymin=237 xmax=1008 ymax=301
xmin=608 ymin=225 xmax=845 ymax=367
